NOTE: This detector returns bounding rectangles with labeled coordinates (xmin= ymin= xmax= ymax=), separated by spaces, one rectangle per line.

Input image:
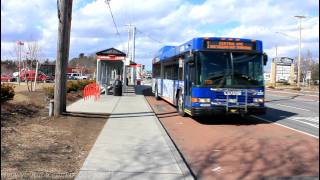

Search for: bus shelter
xmin=96 ymin=48 xmax=126 ymax=87
xmin=127 ymin=63 xmax=143 ymax=85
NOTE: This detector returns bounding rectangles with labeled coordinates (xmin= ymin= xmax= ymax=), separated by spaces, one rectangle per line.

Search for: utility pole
xmin=132 ymin=26 xmax=136 ymax=63
xmin=54 ymin=0 xmax=73 ymax=117
xmin=17 ymin=41 xmax=24 ymax=85
xmin=125 ymin=24 xmax=136 ymax=86
xmin=294 ymin=15 xmax=306 ymax=88
xmin=273 ymin=45 xmax=278 ymax=87
xmin=33 ymin=60 xmax=39 ymax=91
xmin=19 ymin=42 xmax=21 ymax=85
xmin=127 ymin=24 xmax=131 ymax=61
xmin=131 ymin=26 xmax=136 ymax=85
xmin=123 ymin=24 xmax=131 ymax=90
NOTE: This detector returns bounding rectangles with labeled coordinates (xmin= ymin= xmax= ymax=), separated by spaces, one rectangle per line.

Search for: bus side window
xmin=178 ymin=67 xmax=183 ymax=80
xmin=163 ymin=64 xmax=178 ymax=80
xmin=172 ymin=63 xmax=179 ymax=80
xmin=152 ymin=63 xmax=161 ymax=78
xmin=164 ymin=65 xmax=169 ymax=79
xmin=189 ymin=65 xmax=195 ymax=85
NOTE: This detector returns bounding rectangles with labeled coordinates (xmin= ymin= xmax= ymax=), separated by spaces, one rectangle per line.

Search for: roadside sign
xmin=306 ymin=71 xmax=311 ymax=80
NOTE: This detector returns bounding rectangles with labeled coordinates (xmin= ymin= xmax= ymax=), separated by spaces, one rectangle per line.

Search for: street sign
xmin=306 ymin=71 xmax=311 ymax=80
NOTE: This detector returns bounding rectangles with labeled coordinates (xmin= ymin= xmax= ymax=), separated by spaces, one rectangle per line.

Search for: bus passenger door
xmin=184 ymin=59 xmax=195 ymax=109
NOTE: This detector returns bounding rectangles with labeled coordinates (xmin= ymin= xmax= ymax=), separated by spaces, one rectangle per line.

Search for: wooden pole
xmin=33 ymin=60 xmax=39 ymax=91
xmin=18 ymin=43 xmax=21 ymax=85
xmin=54 ymin=0 xmax=73 ymax=117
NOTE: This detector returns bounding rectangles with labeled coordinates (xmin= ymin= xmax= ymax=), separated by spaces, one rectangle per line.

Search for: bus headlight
xmin=192 ymin=98 xmax=211 ymax=103
xmin=253 ymin=98 xmax=264 ymax=103
xmin=199 ymin=98 xmax=211 ymax=103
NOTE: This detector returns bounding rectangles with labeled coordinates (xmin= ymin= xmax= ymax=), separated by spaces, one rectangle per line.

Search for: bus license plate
xmin=224 ymin=91 xmax=241 ymax=96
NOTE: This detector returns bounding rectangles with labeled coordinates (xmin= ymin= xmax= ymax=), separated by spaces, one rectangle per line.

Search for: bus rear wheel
xmin=155 ymin=86 xmax=160 ymax=100
xmin=177 ymin=92 xmax=187 ymax=117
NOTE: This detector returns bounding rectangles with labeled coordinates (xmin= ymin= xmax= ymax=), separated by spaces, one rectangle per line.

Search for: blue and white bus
xmin=152 ymin=37 xmax=268 ymax=117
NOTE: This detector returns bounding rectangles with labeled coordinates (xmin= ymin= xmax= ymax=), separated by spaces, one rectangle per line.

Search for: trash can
xmin=113 ymin=80 xmax=122 ymax=96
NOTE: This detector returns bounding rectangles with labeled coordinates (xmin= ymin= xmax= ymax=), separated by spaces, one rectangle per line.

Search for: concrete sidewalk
xmin=72 ymin=86 xmax=193 ymax=180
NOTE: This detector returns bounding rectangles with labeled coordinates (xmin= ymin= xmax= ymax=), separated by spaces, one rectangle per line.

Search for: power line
xmin=135 ymin=28 xmax=163 ymax=44
xmin=104 ymin=0 xmax=127 ymax=53
xmin=105 ymin=0 xmax=120 ymax=35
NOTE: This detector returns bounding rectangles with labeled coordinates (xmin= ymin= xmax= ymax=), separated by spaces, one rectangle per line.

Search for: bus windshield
xmin=197 ymin=51 xmax=264 ymax=88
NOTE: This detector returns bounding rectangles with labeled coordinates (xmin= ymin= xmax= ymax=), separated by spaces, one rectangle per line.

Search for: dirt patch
xmin=1 ymin=87 xmax=106 ymax=179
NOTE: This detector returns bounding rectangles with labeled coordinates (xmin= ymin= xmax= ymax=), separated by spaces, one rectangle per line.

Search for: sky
xmin=1 ymin=0 xmax=319 ymax=71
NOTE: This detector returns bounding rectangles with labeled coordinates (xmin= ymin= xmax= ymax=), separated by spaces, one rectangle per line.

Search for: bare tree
xmin=294 ymin=50 xmax=316 ymax=83
xmin=26 ymin=41 xmax=41 ymax=62
xmin=25 ymin=41 xmax=42 ymax=92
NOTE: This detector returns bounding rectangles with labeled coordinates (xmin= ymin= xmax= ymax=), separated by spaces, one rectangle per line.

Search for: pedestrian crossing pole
xmin=54 ymin=0 xmax=73 ymax=117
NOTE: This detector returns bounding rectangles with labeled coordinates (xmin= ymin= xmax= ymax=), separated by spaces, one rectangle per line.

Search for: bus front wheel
xmin=177 ymin=92 xmax=187 ymax=117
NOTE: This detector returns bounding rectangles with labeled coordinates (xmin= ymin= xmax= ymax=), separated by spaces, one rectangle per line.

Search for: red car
xmin=1 ymin=75 xmax=13 ymax=82
xmin=20 ymin=70 xmax=48 ymax=82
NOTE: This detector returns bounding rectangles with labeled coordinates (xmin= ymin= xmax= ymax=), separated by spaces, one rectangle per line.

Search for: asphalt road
xmin=255 ymin=89 xmax=319 ymax=138
xmin=139 ymin=82 xmax=319 ymax=179
xmin=141 ymin=78 xmax=319 ymax=138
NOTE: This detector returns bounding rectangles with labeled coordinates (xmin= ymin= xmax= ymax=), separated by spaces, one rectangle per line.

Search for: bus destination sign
xmin=205 ymin=40 xmax=255 ymax=51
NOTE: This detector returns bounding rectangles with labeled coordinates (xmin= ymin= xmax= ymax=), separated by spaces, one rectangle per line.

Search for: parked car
xmin=20 ymin=70 xmax=48 ymax=82
xmin=67 ymin=73 xmax=88 ymax=80
xmin=12 ymin=72 xmax=19 ymax=77
xmin=46 ymin=75 xmax=55 ymax=82
xmin=1 ymin=75 xmax=13 ymax=82
xmin=145 ymin=74 xmax=152 ymax=79
xmin=12 ymin=72 xmax=20 ymax=81
xmin=67 ymin=74 xmax=77 ymax=80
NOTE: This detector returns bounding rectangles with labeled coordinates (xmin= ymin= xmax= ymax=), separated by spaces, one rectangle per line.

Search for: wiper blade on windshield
xmin=234 ymin=73 xmax=250 ymax=80
xmin=208 ymin=75 xmax=224 ymax=81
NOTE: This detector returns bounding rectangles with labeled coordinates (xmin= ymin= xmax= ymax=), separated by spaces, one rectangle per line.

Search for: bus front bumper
xmin=190 ymin=106 xmax=266 ymax=116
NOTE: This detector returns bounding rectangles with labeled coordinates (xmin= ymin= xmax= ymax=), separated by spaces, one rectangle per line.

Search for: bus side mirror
xmin=188 ymin=61 xmax=195 ymax=67
xmin=187 ymin=58 xmax=195 ymax=67
xmin=263 ymin=53 xmax=268 ymax=65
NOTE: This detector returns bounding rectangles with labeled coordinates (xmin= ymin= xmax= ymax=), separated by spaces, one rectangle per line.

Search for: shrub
xmin=41 ymin=80 xmax=96 ymax=100
xmin=78 ymin=80 xmax=95 ymax=90
xmin=66 ymin=80 xmax=96 ymax=93
xmin=292 ymin=87 xmax=301 ymax=91
xmin=43 ymin=85 xmax=54 ymax=99
xmin=67 ymin=80 xmax=80 ymax=92
xmin=1 ymin=83 xmax=15 ymax=102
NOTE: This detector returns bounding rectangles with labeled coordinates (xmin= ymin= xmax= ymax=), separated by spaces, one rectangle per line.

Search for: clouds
xmin=1 ymin=0 xmax=319 ymax=71
xmin=1 ymin=0 xmax=56 ymax=41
